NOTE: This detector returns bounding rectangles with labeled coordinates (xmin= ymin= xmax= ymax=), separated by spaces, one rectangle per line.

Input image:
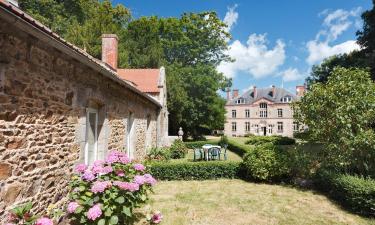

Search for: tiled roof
xmin=227 ymin=87 xmax=298 ymax=105
xmin=117 ymin=69 xmax=161 ymax=93
xmin=0 ymin=0 xmax=162 ymax=107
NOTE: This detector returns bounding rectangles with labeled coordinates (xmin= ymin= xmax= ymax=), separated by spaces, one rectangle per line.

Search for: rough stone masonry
xmin=0 ymin=10 xmax=160 ymax=220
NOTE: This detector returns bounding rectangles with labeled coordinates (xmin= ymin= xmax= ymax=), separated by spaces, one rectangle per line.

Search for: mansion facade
xmin=224 ymin=85 xmax=305 ymax=137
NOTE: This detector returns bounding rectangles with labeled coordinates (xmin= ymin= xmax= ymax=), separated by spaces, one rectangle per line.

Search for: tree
xmin=294 ymin=67 xmax=375 ymax=175
xmin=19 ymin=0 xmax=131 ymax=66
xmin=124 ymin=12 xmax=231 ymax=138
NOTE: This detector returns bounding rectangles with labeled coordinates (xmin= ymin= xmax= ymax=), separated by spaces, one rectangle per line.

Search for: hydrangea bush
xmin=68 ymin=150 xmax=160 ymax=224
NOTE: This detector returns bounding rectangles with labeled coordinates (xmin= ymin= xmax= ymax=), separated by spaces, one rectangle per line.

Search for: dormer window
xmin=235 ymin=98 xmax=245 ymax=104
xmin=281 ymin=96 xmax=292 ymax=103
xmin=260 ymin=103 xmax=267 ymax=109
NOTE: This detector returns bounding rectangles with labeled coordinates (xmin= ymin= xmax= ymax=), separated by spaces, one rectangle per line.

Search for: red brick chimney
xmin=232 ymin=89 xmax=239 ymax=98
xmin=296 ymin=84 xmax=306 ymax=97
xmin=226 ymin=88 xmax=231 ymax=101
xmin=102 ymin=34 xmax=118 ymax=71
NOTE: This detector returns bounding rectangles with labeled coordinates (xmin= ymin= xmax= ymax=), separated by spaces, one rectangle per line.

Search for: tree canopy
xmin=294 ymin=67 xmax=375 ymax=175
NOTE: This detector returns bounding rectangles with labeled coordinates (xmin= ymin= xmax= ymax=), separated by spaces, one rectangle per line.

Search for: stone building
xmin=0 ymin=0 xmax=167 ymax=218
xmin=224 ymin=85 xmax=305 ymax=137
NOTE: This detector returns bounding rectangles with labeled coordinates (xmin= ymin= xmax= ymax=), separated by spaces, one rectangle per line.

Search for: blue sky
xmin=114 ymin=0 xmax=372 ymax=95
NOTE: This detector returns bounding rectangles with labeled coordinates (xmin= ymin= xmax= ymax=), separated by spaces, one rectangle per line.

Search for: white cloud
xmin=306 ymin=40 xmax=359 ymax=65
xmin=278 ymin=68 xmax=305 ymax=82
xmin=217 ymin=33 xmax=286 ymax=78
xmin=223 ymin=4 xmax=239 ymax=32
xmin=306 ymin=7 xmax=362 ymax=65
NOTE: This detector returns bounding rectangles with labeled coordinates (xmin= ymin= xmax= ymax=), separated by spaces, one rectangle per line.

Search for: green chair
xmin=209 ymin=147 xmax=221 ymax=160
xmin=193 ymin=148 xmax=203 ymax=161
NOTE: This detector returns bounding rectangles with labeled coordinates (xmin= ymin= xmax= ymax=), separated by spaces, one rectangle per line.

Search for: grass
xmin=143 ymin=179 xmax=375 ymax=225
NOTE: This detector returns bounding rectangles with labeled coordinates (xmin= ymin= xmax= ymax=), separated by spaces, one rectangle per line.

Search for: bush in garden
xmin=315 ymin=170 xmax=375 ymax=216
xmin=241 ymin=143 xmax=290 ymax=181
xmin=146 ymin=147 xmax=171 ymax=161
xmin=218 ymin=135 xmax=228 ymax=147
xmin=67 ymin=150 xmax=160 ymax=224
xmin=169 ymin=139 xmax=188 ymax=159
xmin=245 ymin=136 xmax=296 ymax=146
xmin=5 ymin=202 xmax=54 ymax=225
xmin=184 ymin=140 xmax=219 ymax=149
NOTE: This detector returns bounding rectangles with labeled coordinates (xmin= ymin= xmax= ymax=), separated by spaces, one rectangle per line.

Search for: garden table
xmin=202 ymin=144 xmax=221 ymax=161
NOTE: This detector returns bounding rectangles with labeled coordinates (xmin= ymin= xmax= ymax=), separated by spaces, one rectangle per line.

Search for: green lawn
xmin=144 ymin=179 xmax=375 ymax=225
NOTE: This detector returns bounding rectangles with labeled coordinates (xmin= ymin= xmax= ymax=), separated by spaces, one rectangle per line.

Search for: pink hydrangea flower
xmin=35 ymin=217 xmax=53 ymax=225
xmin=87 ymin=204 xmax=102 ymax=221
xmin=119 ymin=155 xmax=131 ymax=164
xmin=5 ymin=223 xmax=16 ymax=225
xmin=74 ymin=163 xmax=87 ymax=173
xmin=67 ymin=201 xmax=80 ymax=213
xmin=113 ymin=181 xmax=139 ymax=192
xmin=144 ymin=174 xmax=157 ymax=186
xmin=115 ymin=169 xmax=125 ymax=177
xmin=102 ymin=166 xmax=113 ymax=174
xmin=151 ymin=211 xmax=163 ymax=224
xmin=134 ymin=175 xmax=146 ymax=185
xmin=82 ymin=170 xmax=95 ymax=181
xmin=133 ymin=163 xmax=145 ymax=171
xmin=91 ymin=181 xmax=111 ymax=193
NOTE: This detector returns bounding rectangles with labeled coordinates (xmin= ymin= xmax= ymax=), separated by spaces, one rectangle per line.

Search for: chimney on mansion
xmin=226 ymin=88 xmax=231 ymax=101
xmin=232 ymin=89 xmax=239 ymax=98
xmin=101 ymin=34 xmax=118 ymax=71
xmin=296 ymin=84 xmax=306 ymax=97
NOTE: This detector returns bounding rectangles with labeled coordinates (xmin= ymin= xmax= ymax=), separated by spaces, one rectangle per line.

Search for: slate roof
xmin=226 ymin=87 xmax=298 ymax=105
xmin=117 ymin=69 xmax=161 ymax=93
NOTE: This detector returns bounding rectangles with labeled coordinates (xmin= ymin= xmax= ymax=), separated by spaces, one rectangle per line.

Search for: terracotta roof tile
xmin=117 ymin=69 xmax=160 ymax=93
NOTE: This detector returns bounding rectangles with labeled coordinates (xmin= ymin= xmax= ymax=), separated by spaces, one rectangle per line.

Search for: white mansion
xmin=224 ymin=85 xmax=306 ymax=137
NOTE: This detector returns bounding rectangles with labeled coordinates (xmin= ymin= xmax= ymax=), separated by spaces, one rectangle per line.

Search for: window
xmin=232 ymin=122 xmax=237 ymax=132
xmin=85 ymin=108 xmax=98 ymax=165
xmin=260 ymin=103 xmax=267 ymax=118
xmin=268 ymin=124 xmax=273 ymax=134
xmin=232 ymin=110 xmax=237 ymax=118
xmin=245 ymin=109 xmax=250 ymax=118
xmin=245 ymin=122 xmax=250 ymax=132
xmin=260 ymin=103 xmax=268 ymax=109
xmin=236 ymin=98 xmax=245 ymax=104
xmin=293 ymin=122 xmax=299 ymax=132
xmin=277 ymin=122 xmax=283 ymax=133
xmin=260 ymin=110 xmax=268 ymax=118
xmin=281 ymin=96 xmax=292 ymax=103
xmin=278 ymin=109 xmax=283 ymax=117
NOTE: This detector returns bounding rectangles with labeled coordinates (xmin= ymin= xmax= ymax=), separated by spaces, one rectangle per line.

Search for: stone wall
xmin=0 ymin=19 xmax=159 ymax=220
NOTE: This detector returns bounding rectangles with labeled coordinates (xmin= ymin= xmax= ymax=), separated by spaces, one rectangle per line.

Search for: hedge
xmin=184 ymin=140 xmax=219 ymax=149
xmin=245 ymin=136 xmax=296 ymax=146
xmin=150 ymin=161 xmax=242 ymax=180
xmin=227 ymin=139 xmax=253 ymax=157
xmin=315 ymin=170 xmax=375 ymax=216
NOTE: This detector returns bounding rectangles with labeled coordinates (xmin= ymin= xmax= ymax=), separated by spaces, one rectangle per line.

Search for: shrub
xmin=169 ymin=139 xmax=188 ymax=159
xmin=227 ymin=139 xmax=253 ymax=157
xmin=68 ymin=150 xmax=158 ymax=224
xmin=150 ymin=161 xmax=242 ymax=180
xmin=315 ymin=170 xmax=375 ymax=216
xmin=245 ymin=136 xmax=295 ymax=146
xmin=146 ymin=147 xmax=171 ymax=161
xmin=218 ymin=135 xmax=229 ymax=147
xmin=184 ymin=140 xmax=219 ymax=149
xmin=241 ymin=143 xmax=290 ymax=181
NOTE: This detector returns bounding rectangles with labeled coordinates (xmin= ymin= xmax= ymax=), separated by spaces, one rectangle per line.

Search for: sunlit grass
xmin=144 ymin=179 xmax=375 ymax=225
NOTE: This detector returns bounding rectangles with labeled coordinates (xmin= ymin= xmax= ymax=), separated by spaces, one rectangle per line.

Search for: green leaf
xmin=105 ymin=208 xmax=113 ymax=217
xmin=110 ymin=215 xmax=119 ymax=224
xmin=115 ymin=196 xmax=125 ymax=204
xmin=98 ymin=218 xmax=106 ymax=225
xmin=122 ymin=206 xmax=131 ymax=217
